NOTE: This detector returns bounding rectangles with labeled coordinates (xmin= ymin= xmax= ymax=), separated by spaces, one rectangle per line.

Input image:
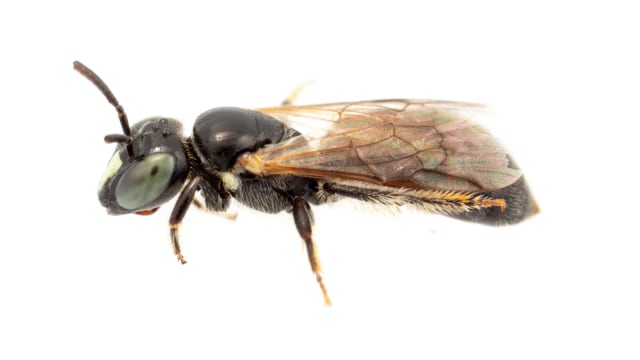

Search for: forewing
xmin=246 ymin=100 xmax=521 ymax=192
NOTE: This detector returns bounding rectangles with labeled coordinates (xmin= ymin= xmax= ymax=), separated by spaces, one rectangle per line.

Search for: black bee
xmin=74 ymin=61 xmax=538 ymax=305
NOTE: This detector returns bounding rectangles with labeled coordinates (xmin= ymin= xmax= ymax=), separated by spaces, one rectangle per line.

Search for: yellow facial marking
xmin=98 ymin=151 xmax=123 ymax=192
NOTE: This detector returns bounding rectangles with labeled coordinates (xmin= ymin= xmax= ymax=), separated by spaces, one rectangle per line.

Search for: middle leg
xmin=292 ymin=197 xmax=331 ymax=306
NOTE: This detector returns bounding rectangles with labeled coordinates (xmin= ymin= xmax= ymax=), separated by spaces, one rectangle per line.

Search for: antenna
xmin=73 ymin=61 xmax=133 ymax=156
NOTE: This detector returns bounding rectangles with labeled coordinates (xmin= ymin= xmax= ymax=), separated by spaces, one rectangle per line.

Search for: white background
xmin=1 ymin=1 xmax=638 ymax=359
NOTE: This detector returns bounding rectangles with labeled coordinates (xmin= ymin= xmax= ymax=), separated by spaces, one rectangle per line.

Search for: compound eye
xmin=115 ymin=153 xmax=176 ymax=210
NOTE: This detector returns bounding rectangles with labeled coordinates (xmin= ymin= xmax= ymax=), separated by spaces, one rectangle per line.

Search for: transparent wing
xmin=241 ymin=100 xmax=521 ymax=192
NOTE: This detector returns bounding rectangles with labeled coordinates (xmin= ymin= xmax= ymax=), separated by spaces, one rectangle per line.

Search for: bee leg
xmin=281 ymin=81 xmax=312 ymax=106
xmin=192 ymin=197 xmax=205 ymax=210
xmin=169 ymin=176 xmax=203 ymax=264
xmin=292 ymin=198 xmax=331 ymax=306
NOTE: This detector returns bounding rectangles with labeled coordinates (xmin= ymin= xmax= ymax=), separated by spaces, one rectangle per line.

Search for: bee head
xmin=74 ymin=61 xmax=189 ymax=215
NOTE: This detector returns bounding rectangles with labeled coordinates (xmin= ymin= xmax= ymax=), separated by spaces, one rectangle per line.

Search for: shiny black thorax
xmin=188 ymin=107 xmax=320 ymax=214
xmin=192 ymin=107 xmax=287 ymax=171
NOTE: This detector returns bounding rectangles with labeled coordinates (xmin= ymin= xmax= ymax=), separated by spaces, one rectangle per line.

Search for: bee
xmin=74 ymin=61 xmax=538 ymax=305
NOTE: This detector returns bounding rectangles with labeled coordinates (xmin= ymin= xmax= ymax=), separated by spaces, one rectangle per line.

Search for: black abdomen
xmin=454 ymin=176 xmax=539 ymax=225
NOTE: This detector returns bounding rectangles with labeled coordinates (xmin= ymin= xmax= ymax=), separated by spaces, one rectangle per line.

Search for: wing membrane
xmin=243 ymin=100 xmax=521 ymax=192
